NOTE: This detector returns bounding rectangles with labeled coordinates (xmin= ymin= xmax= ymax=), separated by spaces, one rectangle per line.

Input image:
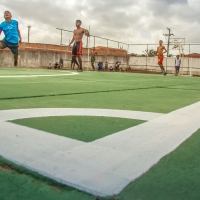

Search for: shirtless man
xmin=90 ymin=47 xmax=97 ymax=70
xmin=157 ymin=40 xmax=167 ymax=76
xmin=68 ymin=20 xmax=90 ymax=72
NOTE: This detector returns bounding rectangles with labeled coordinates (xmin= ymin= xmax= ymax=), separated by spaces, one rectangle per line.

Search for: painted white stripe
xmin=0 ymin=108 xmax=163 ymax=122
xmin=0 ymin=103 xmax=199 ymax=197
xmin=0 ymin=72 xmax=79 ymax=78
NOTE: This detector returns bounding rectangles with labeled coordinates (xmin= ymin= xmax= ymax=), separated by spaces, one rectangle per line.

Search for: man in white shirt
xmin=175 ymin=55 xmax=181 ymax=76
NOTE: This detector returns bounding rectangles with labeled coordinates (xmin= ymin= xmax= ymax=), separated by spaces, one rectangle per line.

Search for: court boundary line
xmin=0 ymin=103 xmax=200 ymax=197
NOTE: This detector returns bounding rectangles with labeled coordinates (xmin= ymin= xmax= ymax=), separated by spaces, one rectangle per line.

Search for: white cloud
xmin=0 ymin=0 xmax=200 ymax=54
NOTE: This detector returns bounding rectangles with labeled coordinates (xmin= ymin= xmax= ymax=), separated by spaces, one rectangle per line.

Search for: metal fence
xmin=56 ymin=28 xmax=200 ymax=56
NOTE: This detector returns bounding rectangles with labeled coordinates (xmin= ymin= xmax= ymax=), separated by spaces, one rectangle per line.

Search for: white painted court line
xmin=0 ymin=72 xmax=79 ymax=78
xmin=0 ymin=104 xmax=200 ymax=197
xmin=0 ymin=108 xmax=163 ymax=122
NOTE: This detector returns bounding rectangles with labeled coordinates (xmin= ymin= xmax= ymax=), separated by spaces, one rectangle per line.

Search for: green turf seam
xmin=1 ymin=85 xmax=199 ymax=101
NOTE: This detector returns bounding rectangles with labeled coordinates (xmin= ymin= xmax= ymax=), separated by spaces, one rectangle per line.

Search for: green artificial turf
xmin=0 ymin=68 xmax=200 ymax=200
xmin=0 ymin=68 xmax=199 ymax=113
xmin=113 ymin=128 xmax=200 ymax=200
xmin=11 ymin=116 xmax=145 ymax=142
xmin=1 ymin=128 xmax=200 ymax=200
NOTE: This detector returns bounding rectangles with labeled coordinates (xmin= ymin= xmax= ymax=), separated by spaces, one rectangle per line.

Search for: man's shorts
xmin=158 ymin=55 xmax=164 ymax=65
xmin=91 ymin=57 xmax=95 ymax=64
xmin=0 ymin=38 xmax=19 ymax=54
xmin=175 ymin=66 xmax=180 ymax=71
xmin=72 ymin=41 xmax=82 ymax=56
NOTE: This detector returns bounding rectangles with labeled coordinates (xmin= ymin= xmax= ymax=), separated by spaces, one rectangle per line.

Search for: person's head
xmin=93 ymin=47 xmax=95 ymax=50
xmin=159 ymin=40 xmax=163 ymax=46
xmin=4 ymin=11 xmax=12 ymax=21
xmin=76 ymin=20 xmax=82 ymax=28
xmin=176 ymin=55 xmax=179 ymax=59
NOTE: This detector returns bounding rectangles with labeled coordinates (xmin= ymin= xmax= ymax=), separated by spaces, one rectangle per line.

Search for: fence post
xmin=107 ymin=39 xmax=108 ymax=62
xmin=189 ymin=44 xmax=190 ymax=55
xmin=189 ymin=44 xmax=192 ymax=76
xmin=145 ymin=44 xmax=148 ymax=73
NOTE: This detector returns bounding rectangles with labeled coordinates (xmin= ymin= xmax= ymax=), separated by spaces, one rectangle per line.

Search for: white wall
xmin=129 ymin=57 xmax=200 ymax=75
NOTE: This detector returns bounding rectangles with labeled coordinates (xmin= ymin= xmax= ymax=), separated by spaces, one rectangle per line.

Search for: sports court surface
xmin=0 ymin=68 xmax=200 ymax=200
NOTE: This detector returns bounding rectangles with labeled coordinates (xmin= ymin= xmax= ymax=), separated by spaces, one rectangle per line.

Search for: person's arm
xmin=69 ymin=32 xmax=75 ymax=48
xmin=18 ymin=28 xmax=22 ymax=45
xmin=69 ymin=37 xmax=75 ymax=47
xmin=82 ymin=28 xmax=90 ymax=37
xmin=163 ymin=46 xmax=167 ymax=54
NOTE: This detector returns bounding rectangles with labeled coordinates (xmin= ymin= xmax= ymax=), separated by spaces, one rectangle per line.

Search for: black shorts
xmin=0 ymin=38 xmax=19 ymax=54
xmin=72 ymin=41 xmax=82 ymax=56
xmin=91 ymin=57 xmax=95 ymax=64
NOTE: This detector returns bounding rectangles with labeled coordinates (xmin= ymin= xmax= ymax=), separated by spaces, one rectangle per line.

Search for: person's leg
xmin=72 ymin=56 xmax=80 ymax=70
xmin=9 ymin=43 xmax=19 ymax=67
xmin=13 ymin=54 xmax=18 ymax=66
xmin=77 ymin=55 xmax=83 ymax=71
xmin=158 ymin=63 xmax=166 ymax=75
xmin=177 ymin=67 xmax=180 ymax=76
xmin=91 ymin=58 xmax=95 ymax=70
xmin=92 ymin=62 xmax=95 ymax=70
xmin=0 ymin=42 xmax=3 ymax=49
xmin=71 ymin=60 xmax=73 ymax=70
xmin=0 ymin=40 xmax=19 ymax=66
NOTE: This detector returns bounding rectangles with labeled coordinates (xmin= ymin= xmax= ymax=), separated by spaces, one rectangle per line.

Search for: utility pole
xmin=27 ymin=26 xmax=31 ymax=43
xmin=163 ymin=28 xmax=174 ymax=57
xmin=60 ymin=29 xmax=63 ymax=45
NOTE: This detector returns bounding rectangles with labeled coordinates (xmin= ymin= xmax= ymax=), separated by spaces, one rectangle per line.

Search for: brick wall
xmin=0 ymin=42 xmax=128 ymax=57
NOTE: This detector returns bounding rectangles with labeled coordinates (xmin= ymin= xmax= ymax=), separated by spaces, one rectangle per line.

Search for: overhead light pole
xmin=27 ymin=26 xmax=31 ymax=43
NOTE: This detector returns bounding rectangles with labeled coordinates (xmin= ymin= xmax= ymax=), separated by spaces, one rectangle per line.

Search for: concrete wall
xmin=0 ymin=47 xmax=199 ymax=76
xmin=0 ymin=49 xmax=128 ymax=70
xmin=129 ymin=57 xmax=200 ymax=75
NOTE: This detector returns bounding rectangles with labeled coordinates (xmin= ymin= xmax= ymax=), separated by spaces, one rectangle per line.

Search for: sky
xmin=0 ymin=0 xmax=200 ymax=54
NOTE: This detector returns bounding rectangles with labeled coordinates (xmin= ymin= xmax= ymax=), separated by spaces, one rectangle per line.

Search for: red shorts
xmin=158 ymin=55 xmax=164 ymax=64
xmin=72 ymin=41 xmax=82 ymax=56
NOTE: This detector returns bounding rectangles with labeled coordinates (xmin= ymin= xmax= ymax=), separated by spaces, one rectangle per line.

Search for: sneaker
xmin=14 ymin=61 xmax=18 ymax=67
xmin=164 ymin=72 xmax=167 ymax=76
xmin=78 ymin=70 xmax=83 ymax=72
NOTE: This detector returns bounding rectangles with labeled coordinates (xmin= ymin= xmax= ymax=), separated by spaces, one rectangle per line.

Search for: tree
xmin=131 ymin=53 xmax=138 ymax=57
xmin=147 ymin=49 xmax=157 ymax=57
